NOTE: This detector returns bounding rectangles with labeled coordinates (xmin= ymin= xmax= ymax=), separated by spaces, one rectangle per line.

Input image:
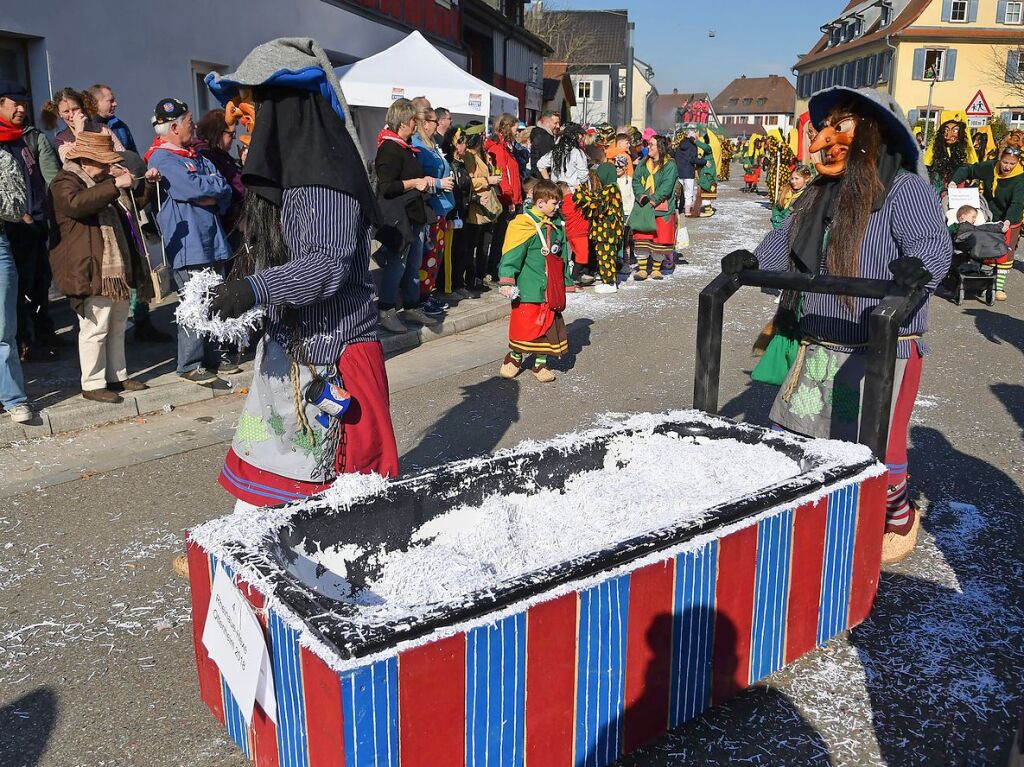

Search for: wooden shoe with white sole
xmin=880 ymin=507 xmax=921 ymax=564
xmin=499 ymin=353 xmax=522 ymax=379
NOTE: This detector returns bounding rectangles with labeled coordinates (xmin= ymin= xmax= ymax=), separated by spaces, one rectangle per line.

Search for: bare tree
xmin=525 ymin=1 xmax=596 ymax=76
xmin=982 ymin=45 xmax=1024 ymax=108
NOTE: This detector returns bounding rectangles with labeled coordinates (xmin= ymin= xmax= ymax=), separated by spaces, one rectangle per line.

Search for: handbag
xmin=627 ymin=201 xmax=656 ymax=233
xmin=473 ymin=186 xmax=503 ymax=222
xmin=130 ymin=181 xmax=173 ymax=302
xmin=675 ymin=222 xmax=690 ymax=250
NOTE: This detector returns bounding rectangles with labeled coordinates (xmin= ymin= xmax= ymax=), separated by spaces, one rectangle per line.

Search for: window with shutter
xmin=1006 ymin=50 xmax=1022 ymax=82
xmin=1005 ymin=2 xmax=1024 ymax=23
xmin=950 ymin=0 xmax=968 ymax=21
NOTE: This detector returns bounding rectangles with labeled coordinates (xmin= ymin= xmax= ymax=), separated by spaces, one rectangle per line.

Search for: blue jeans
xmin=0 ymin=232 xmax=28 ymax=408
xmin=173 ymin=266 xmax=223 ymax=375
xmin=378 ymin=225 xmax=427 ymax=310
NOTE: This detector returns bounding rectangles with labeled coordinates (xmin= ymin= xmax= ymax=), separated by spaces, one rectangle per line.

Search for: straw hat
xmin=66 ymin=130 xmax=123 ymax=165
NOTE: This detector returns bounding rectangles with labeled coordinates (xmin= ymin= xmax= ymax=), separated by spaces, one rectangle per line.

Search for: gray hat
xmin=808 ymin=86 xmax=926 ymax=180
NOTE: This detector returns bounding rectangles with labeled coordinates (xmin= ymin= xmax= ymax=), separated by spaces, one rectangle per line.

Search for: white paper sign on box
xmin=202 ymin=567 xmax=277 ymax=724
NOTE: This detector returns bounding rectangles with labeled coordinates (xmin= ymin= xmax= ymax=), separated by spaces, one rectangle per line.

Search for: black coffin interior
xmin=229 ymin=416 xmax=874 ymax=662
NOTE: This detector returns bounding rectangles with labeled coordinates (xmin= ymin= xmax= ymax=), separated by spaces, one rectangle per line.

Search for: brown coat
xmin=463 ymin=148 xmax=502 ymax=226
xmin=47 ymin=169 xmax=152 ymax=301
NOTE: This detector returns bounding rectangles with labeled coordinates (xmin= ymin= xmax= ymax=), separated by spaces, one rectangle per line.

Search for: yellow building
xmin=793 ymin=0 xmax=1024 ymax=133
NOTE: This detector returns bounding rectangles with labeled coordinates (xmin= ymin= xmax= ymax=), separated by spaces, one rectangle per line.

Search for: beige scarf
xmin=64 ymin=161 xmax=133 ymax=301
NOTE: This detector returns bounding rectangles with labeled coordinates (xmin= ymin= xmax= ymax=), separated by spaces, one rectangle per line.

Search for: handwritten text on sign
xmin=202 ymin=567 xmax=277 ymax=724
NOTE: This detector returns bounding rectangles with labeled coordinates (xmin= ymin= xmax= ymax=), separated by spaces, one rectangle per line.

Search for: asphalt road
xmin=1 ymin=183 xmax=1021 ymax=767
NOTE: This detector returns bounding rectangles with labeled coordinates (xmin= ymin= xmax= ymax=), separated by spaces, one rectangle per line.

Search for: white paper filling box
xmin=186 ymin=410 xmax=887 ymax=767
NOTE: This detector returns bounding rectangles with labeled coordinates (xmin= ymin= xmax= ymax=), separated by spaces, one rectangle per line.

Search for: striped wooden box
xmin=187 ymin=415 xmax=886 ymax=767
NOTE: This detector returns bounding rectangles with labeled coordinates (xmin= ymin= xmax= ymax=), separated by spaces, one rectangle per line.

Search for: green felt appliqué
xmin=292 ymin=428 xmax=324 ymax=464
xmin=235 ymin=411 xmax=270 ymax=448
xmin=789 ymin=383 xmax=825 ymax=418
xmin=267 ymin=410 xmax=285 ymax=437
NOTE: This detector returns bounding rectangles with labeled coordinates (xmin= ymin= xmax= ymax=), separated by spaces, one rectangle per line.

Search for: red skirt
xmin=633 ymin=213 xmax=676 ymax=246
xmin=508 ymin=302 xmax=568 ymax=356
xmin=219 ymin=341 xmax=399 ymax=507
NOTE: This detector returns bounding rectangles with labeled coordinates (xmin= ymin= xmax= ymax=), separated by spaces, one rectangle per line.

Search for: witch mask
xmin=810 ymin=113 xmax=857 ymax=177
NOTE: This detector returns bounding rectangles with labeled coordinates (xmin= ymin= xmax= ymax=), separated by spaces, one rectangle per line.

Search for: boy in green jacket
xmin=498 ymin=180 xmax=572 ymax=383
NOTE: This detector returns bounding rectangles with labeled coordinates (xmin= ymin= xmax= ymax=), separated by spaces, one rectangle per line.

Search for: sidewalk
xmin=1 ymin=289 xmax=511 ymax=444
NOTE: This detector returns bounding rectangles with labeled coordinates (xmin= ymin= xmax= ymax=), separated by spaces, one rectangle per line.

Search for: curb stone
xmin=0 ymin=296 xmax=510 ymax=445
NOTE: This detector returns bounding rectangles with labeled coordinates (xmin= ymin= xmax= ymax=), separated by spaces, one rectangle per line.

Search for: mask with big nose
xmin=810 ymin=114 xmax=857 ymax=177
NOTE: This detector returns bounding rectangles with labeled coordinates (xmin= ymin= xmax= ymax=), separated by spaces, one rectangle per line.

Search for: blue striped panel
xmin=340 ymin=658 xmax=399 ymax=767
xmin=211 ymin=558 xmax=251 ymax=759
xmin=574 ymin=574 xmax=631 ymax=767
xmin=817 ymin=484 xmax=860 ymax=645
xmin=750 ymin=509 xmax=795 ymax=682
xmin=668 ymin=541 xmax=718 ymax=728
xmin=465 ymin=613 xmax=527 ymax=767
xmin=269 ymin=612 xmax=309 ymax=767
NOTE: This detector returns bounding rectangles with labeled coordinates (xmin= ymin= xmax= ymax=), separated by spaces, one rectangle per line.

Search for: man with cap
xmin=0 ymin=80 xmax=64 ymax=361
xmin=144 ymin=97 xmax=233 ymax=385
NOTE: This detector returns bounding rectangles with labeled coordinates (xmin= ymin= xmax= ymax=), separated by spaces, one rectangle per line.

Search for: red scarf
xmin=143 ymin=136 xmax=197 ymax=162
xmin=0 ymin=116 xmax=24 ymax=143
xmin=376 ymin=128 xmax=418 ymax=153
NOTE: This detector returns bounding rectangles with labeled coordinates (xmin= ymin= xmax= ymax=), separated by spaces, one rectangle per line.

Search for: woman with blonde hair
xmin=40 ymin=88 xmax=125 ymax=163
xmin=373 ymin=97 xmax=438 ymax=332
xmin=411 ymin=105 xmax=455 ymax=307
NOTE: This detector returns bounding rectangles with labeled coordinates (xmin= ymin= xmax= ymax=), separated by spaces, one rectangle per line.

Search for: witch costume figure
xmin=735 ymin=86 xmax=952 ymax=564
xmin=204 ymin=38 xmax=400 ymax=509
xmin=924 ymin=110 xmax=977 ymax=193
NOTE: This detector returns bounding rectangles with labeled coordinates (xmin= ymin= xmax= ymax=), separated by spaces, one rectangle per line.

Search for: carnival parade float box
xmin=186 ymin=410 xmax=887 ymax=767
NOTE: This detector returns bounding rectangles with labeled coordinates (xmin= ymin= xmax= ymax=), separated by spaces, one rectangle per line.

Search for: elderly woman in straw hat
xmin=47 ymin=131 xmax=160 ymax=403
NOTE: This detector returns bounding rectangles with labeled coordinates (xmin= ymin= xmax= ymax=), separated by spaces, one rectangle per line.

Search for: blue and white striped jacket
xmin=754 ymin=171 xmax=952 ymax=357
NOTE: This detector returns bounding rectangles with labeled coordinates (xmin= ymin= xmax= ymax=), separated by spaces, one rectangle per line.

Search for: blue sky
xmin=555 ymin=0 xmax=850 ymax=97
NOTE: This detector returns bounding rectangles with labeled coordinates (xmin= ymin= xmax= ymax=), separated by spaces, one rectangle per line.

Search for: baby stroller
xmin=942 ymin=190 xmax=998 ymax=306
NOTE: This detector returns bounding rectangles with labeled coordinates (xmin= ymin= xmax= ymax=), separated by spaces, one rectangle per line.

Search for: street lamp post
xmin=923 ymin=66 xmax=939 ymax=146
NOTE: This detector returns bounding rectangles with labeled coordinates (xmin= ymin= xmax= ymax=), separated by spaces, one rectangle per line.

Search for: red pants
xmin=884 ymin=342 xmax=923 ymax=488
xmin=219 ymin=341 xmax=399 ymax=507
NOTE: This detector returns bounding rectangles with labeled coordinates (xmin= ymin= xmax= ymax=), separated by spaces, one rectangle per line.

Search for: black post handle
xmin=693 ymin=258 xmax=928 ymax=461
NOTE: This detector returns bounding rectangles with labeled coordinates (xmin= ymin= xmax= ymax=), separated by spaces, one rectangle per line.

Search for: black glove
xmin=722 ymin=249 xmax=758 ymax=275
xmin=888 ymin=257 xmax=931 ymax=290
xmin=210 ymin=279 xmax=257 ymax=320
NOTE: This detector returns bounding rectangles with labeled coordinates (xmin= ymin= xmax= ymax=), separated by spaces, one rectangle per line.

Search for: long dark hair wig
xmin=551 ymin=123 xmax=586 ymax=176
xmin=928 ymin=118 xmax=969 ymax=183
xmin=789 ymin=104 xmax=884 ymax=285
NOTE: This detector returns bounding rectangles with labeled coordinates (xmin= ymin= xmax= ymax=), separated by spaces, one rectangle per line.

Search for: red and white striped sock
xmin=886 ymin=479 xmax=913 ymax=532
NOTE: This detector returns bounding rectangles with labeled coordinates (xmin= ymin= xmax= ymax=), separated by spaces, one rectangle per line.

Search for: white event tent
xmin=336 ymin=31 xmax=519 ymax=159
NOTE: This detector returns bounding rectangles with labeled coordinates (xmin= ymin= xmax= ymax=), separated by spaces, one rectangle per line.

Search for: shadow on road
xmin=0 ymin=687 xmax=58 ymax=767
xmin=400 ymin=375 xmax=521 ymax=471
xmin=553 ymin=317 xmax=593 ymax=373
xmin=718 ymin=379 xmax=777 ymax=425
xmin=965 ymin=308 xmax=1024 ymax=355
xmin=848 ymin=425 xmax=1024 ymax=765
xmin=991 ymin=383 xmax=1024 ymax=440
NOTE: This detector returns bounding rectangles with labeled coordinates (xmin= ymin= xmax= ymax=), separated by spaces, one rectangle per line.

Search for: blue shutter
xmin=1001 ymin=111 xmax=1012 ymax=124
xmin=968 ymin=0 xmax=979 ymax=21
xmin=1007 ymin=50 xmax=1021 ymax=81
xmin=997 ymin=0 xmax=1008 ymax=22
xmin=941 ymin=0 xmax=953 ymax=21
xmin=945 ymin=49 xmax=958 ymax=80
xmin=908 ymin=109 xmax=920 ymax=124
xmin=913 ymin=48 xmax=926 ymax=79
xmin=592 ymin=80 xmax=603 ymax=101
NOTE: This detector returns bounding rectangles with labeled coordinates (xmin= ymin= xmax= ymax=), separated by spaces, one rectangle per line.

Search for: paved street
xmin=1 ymin=182 xmax=1022 ymax=767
